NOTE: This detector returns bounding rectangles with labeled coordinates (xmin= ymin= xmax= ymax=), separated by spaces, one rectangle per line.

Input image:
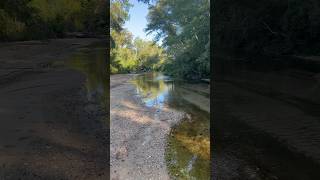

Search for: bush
xmin=0 ymin=9 xmax=25 ymax=41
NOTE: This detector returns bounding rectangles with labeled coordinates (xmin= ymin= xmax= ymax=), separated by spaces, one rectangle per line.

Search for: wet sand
xmin=0 ymin=38 xmax=109 ymax=179
xmin=110 ymin=74 xmax=184 ymax=179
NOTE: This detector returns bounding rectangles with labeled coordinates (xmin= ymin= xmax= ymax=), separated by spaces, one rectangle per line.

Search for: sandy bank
xmin=110 ymin=74 xmax=184 ymax=179
xmin=0 ymin=38 xmax=109 ymax=179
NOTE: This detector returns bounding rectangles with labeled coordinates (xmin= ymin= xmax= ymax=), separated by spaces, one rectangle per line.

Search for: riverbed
xmin=0 ymin=38 xmax=109 ymax=179
xmin=110 ymin=73 xmax=210 ymax=179
xmin=213 ymin=57 xmax=320 ymax=179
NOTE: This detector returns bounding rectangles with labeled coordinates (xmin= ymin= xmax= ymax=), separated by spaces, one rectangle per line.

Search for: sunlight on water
xmin=132 ymin=72 xmax=210 ymax=179
xmin=132 ymin=73 xmax=174 ymax=108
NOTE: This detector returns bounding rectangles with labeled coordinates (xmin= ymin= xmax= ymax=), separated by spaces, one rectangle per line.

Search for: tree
xmin=212 ymin=0 xmax=320 ymax=55
xmin=145 ymin=0 xmax=210 ymax=79
xmin=0 ymin=0 xmax=107 ymax=41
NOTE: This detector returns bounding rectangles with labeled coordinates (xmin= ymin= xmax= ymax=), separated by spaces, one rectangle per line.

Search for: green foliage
xmin=213 ymin=0 xmax=320 ymax=55
xmin=80 ymin=0 xmax=107 ymax=34
xmin=0 ymin=0 xmax=107 ymax=41
xmin=133 ymin=37 xmax=165 ymax=71
xmin=110 ymin=29 xmax=136 ymax=73
xmin=0 ymin=9 xmax=26 ymax=40
xmin=110 ymin=29 xmax=165 ymax=74
xmin=110 ymin=0 xmax=131 ymax=32
xmin=29 ymin=0 xmax=82 ymax=21
xmin=145 ymin=0 xmax=210 ymax=79
xmin=110 ymin=0 xmax=210 ymax=79
xmin=110 ymin=0 xmax=165 ymax=74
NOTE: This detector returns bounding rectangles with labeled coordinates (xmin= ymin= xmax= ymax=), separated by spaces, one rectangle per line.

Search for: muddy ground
xmin=110 ymin=74 xmax=185 ymax=180
xmin=0 ymin=38 xmax=109 ymax=180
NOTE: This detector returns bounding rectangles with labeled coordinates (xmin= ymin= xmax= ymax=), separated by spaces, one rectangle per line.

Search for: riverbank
xmin=213 ymin=56 xmax=320 ymax=179
xmin=110 ymin=74 xmax=185 ymax=179
xmin=0 ymin=38 xmax=109 ymax=179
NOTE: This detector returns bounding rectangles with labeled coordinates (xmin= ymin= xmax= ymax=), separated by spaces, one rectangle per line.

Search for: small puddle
xmin=132 ymin=72 xmax=210 ymax=179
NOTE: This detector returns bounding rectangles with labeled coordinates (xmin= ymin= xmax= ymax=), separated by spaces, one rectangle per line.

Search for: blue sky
xmin=124 ymin=0 xmax=153 ymax=41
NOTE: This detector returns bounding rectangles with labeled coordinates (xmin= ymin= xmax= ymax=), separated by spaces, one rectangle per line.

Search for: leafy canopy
xmin=145 ymin=0 xmax=210 ymax=79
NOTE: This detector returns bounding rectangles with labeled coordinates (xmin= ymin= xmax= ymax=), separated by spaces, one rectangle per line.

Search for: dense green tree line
xmin=0 ymin=0 xmax=106 ymax=41
xmin=111 ymin=0 xmax=210 ymax=79
xmin=110 ymin=29 xmax=165 ymax=73
xmin=145 ymin=0 xmax=210 ymax=79
xmin=110 ymin=0 xmax=165 ymax=74
xmin=213 ymin=0 xmax=320 ymax=56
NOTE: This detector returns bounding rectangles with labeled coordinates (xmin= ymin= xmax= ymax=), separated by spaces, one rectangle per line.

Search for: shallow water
xmin=132 ymin=72 xmax=210 ymax=179
xmin=66 ymin=46 xmax=108 ymax=108
xmin=65 ymin=46 xmax=210 ymax=179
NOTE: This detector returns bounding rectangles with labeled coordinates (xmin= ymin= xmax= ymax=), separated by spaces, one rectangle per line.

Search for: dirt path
xmin=110 ymin=74 xmax=184 ymax=180
xmin=0 ymin=38 xmax=109 ymax=179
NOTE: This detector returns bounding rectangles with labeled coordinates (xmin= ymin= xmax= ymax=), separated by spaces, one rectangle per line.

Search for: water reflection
xmin=132 ymin=72 xmax=210 ymax=179
xmin=66 ymin=46 xmax=108 ymax=108
xmin=132 ymin=73 xmax=174 ymax=108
